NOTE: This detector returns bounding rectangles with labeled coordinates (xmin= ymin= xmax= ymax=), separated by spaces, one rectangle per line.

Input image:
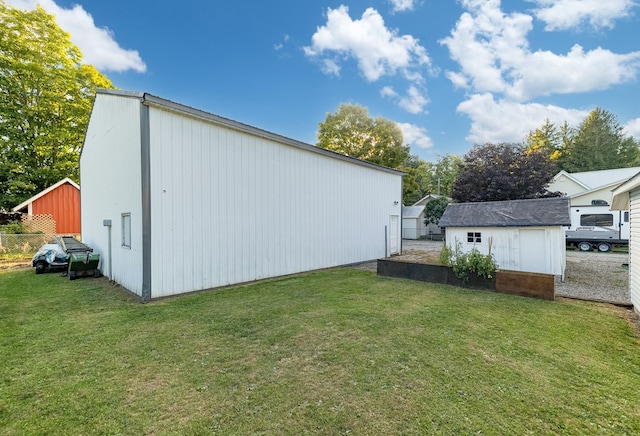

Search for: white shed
xmin=402 ymin=206 xmax=426 ymax=239
xmin=611 ymin=172 xmax=640 ymax=313
xmin=438 ymin=198 xmax=570 ymax=278
xmin=80 ymin=90 xmax=404 ymax=301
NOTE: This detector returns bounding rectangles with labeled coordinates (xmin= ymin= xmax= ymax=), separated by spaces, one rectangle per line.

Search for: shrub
xmin=439 ymin=239 xmax=498 ymax=282
xmin=0 ymin=221 xmax=26 ymax=234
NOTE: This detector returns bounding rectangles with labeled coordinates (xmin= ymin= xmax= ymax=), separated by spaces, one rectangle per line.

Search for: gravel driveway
xmin=557 ymin=250 xmax=630 ymax=305
xmin=380 ymin=240 xmax=631 ymax=305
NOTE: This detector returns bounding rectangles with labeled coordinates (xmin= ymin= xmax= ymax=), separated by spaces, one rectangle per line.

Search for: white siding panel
xmin=80 ymin=94 xmax=144 ymax=295
xmin=629 ymin=190 xmax=640 ymax=310
xmin=148 ymin=107 xmax=401 ymax=298
xmin=403 ymin=218 xmax=419 ymax=239
xmin=445 ymin=226 xmax=565 ymax=276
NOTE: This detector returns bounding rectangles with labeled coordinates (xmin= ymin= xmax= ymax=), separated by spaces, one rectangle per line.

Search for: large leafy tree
xmin=401 ymin=154 xmax=427 ymax=205
xmin=451 ymin=143 xmax=556 ymax=202
xmin=398 ymin=154 xmax=461 ymax=205
xmin=317 ymin=104 xmax=410 ymax=169
xmin=426 ymin=154 xmax=461 ymax=198
xmin=558 ymin=108 xmax=640 ymax=172
xmin=317 ymin=103 xmax=415 ymax=202
xmin=0 ymin=3 xmax=113 ymax=210
xmin=424 ymin=196 xmax=450 ymax=226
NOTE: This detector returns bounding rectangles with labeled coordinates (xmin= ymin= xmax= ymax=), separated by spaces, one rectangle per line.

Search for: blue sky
xmin=8 ymin=0 xmax=640 ymax=161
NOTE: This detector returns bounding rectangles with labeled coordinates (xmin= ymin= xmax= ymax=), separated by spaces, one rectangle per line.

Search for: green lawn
xmin=1 ymin=267 xmax=639 ymax=435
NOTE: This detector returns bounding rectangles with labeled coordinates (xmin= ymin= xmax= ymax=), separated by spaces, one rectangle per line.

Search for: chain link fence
xmin=0 ymin=233 xmax=55 ymax=260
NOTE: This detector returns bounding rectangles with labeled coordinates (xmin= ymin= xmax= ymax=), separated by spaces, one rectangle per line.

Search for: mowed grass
xmin=1 ymin=267 xmax=639 ymax=435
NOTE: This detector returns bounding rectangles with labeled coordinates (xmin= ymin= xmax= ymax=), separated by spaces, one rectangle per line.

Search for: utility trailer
xmin=565 ymin=203 xmax=629 ymax=252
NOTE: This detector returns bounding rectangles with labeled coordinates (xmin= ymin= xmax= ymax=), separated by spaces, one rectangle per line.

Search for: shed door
xmin=519 ymin=229 xmax=547 ymax=273
xmin=389 ymin=215 xmax=399 ymax=255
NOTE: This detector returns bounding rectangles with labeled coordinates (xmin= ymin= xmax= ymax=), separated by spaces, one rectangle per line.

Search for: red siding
xmin=32 ymin=183 xmax=80 ymax=234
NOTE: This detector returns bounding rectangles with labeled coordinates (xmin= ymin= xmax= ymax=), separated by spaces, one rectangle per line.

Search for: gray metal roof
xmin=558 ymin=167 xmax=640 ymax=191
xmin=438 ymin=197 xmax=571 ymax=228
xmin=92 ymin=89 xmax=405 ymax=177
xmin=402 ymin=206 xmax=424 ymax=219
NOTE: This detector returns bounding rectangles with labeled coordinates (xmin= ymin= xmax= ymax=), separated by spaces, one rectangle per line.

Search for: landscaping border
xmin=377 ymin=259 xmax=554 ymax=301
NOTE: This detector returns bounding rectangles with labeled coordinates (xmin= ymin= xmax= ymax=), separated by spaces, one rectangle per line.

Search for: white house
xmin=548 ymin=167 xmax=640 ymax=201
xmin=80 ymin=90 xmax=404 ymax=301
xmin=438 ymin=198 xmax=570 ymax=278
xmin=611 ymin=172 xmax=640 ymax=313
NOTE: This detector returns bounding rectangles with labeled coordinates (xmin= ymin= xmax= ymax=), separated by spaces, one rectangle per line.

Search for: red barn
xmin=12 ymin=178 xmax=80 ymax=234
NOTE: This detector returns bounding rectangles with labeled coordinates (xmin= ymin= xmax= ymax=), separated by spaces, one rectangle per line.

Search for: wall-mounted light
xmin=393 ymin=201 xmax=399 ymax=205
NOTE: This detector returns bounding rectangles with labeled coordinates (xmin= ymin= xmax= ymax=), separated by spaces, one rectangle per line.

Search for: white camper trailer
xmin=565 ymin=201 xmax=629 ymax=252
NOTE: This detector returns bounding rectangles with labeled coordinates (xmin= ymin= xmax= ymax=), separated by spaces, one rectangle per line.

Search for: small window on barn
xmin=624 ymin=212 xmax=629 ymax=222
xmin=121 ymin=213 xmax=131 ymax=249
xmin=467 ymin=232 xmax=481 ymax=243
xmin=580 ymin=213 xmax=613 ymax=227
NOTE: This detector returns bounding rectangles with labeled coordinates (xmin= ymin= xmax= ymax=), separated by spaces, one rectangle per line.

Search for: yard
xmin=1 ymin=266 xmax=639 ymax=434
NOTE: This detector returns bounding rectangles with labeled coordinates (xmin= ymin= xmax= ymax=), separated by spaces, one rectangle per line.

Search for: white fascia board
xmin=611 ymin=171 xmax=640 ymax=210
xmin=12 ymin=177 xmax=79 ymax=212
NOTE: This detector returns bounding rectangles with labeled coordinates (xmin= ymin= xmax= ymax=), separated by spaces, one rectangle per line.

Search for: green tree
xmin=525 ymin=119 xmax=563 ymax=166
xmin=558 ymin=108 xmax=640 ymax=172
xmin=401 ymin=154 xmax=429 ymax=205
xmin=0 ymin=3 xmax=114 ymax=210
xmin=317 ymin=104 xmax=410 ymax=169
xmin=392 ymin=154 xmax=460 ymax=205
xmin=427 ymin=154 xmax=461 ymax=198
xmin=451 ymin=143 xmax=556 ymax=202
xmin=424 ymin=196 xmax=450 ymax=226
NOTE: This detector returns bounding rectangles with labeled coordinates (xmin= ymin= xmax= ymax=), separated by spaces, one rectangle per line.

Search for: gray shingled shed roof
xmin=438 ymin=197 xmax=571 ymax=228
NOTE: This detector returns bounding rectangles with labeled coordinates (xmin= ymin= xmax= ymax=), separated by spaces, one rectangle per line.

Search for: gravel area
xmin=359 ymin=239 xmax=631 ymax=306
xmin=557 ymin=250 xmax=630 ymax=305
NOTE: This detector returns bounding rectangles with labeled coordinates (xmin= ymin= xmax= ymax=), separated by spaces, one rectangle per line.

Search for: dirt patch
xmin=623 ymin=308 xmax=640 ymax=337
xmin=391 ymin=250 xmax=441 ymax=265
xmin=0 ymin=259 xmax=31 ymax=270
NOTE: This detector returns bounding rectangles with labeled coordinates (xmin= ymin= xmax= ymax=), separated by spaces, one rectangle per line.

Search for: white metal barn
xmin=438 ymin=198 xmax=570 ymax=278
xmin=611 ymin=172 xmax=640 ymax=313
xmin=80 ymin=90 xmax=404 ymax=301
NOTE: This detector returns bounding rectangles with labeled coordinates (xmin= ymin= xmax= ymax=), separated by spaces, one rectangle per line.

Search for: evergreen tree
xmin=559 ymin=108 xmax=640 ymax=172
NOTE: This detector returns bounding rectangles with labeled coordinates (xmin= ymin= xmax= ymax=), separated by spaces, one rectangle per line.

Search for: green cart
xmin=60 ymin=236 xmax=101 ymax=280
xmin=67 ymin=251 xmax=101 ymax=280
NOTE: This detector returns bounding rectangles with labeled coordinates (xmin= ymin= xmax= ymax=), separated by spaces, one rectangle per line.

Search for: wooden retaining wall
xmin=377 ymin=259 xmax=554 ymax=301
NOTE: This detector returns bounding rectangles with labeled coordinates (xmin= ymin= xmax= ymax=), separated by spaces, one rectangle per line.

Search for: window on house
xmin=122 ymin=213 xmax=131 ymax=248
xmin=580 ymin=214 xmax=613 ymax=227
xmin=624 ymin=212 xmax=629 ymax=222
xmin=467 ymin=232 xmax=481 ymax=243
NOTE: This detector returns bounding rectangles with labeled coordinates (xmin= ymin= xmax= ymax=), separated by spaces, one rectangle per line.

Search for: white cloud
xmin=389 ymin=0 xmax=418 ymax=13
xmin=529 ymin=0 xmax=637 ymax=31
xmin=5 ymin=0 xmax=146 ymax=73
xmin=440 ymin=0 xmax=640 ymax=102
xmin=397 ymin=122 xmax=434 ymax=149
xmin=624 ymin=118 xmax=640 ymax=139
xmin=274 ymin=34 xmax=290 ymax=51
xmin=456 ymin=93 xmax=589 ymax=144
xmin=380 ymin=86 xmax=398 ymax=98
xmin=304 ymin=6 xmax=431 ymax=82
xmin=511 ymin=45 xmax=640 ymax=101
xmin=381 ymin=85 xmax=429 ymax=114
